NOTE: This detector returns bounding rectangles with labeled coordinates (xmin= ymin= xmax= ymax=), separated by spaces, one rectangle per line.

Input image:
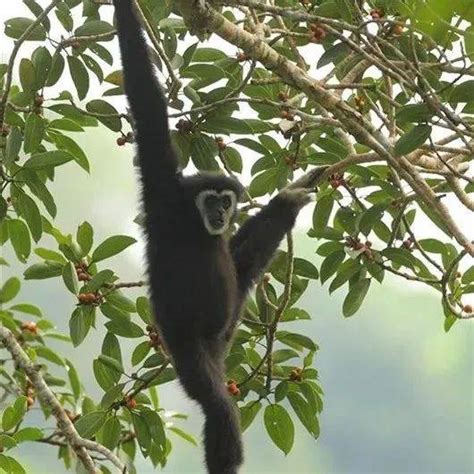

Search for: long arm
xmin=113 ymin=0 xmax=179 ymax=210
xmin=230 ymin=167 xmax=328 ymax=296
xmin=230 ymin=192 xmax=303 ymax=296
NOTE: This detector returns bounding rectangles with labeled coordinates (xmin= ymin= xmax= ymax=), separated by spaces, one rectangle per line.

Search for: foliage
xmin=0 ymin=0 xmax=473 ymax=472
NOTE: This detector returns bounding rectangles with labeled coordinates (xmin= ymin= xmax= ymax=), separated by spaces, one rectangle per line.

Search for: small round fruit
xmin=34 ymin=95 xmax=44 ymax=107
xmin=21 ymin=321 xmax=38 ymax=334
xmin=227 ymin=382 xmax=239 ymax=395
xmin=463 ymin=304 xmax=473 ymax=314
xmin=393 ymin=24 xmax=404 ymax=35
xmin=126 ymin=397 xmax=137 ymax=409
xmin=116 ymin=136 xmax=127 ymax=146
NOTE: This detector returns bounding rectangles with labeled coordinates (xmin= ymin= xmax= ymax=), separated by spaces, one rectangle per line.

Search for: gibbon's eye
xmin=222 ymin=195 xmax=232 ymax=210
xmin=205 ymin=195 xmax=218 ymax=207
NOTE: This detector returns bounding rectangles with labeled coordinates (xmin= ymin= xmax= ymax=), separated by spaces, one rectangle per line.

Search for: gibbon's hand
xmin=285 ymin=165 xmax=329 ymax=192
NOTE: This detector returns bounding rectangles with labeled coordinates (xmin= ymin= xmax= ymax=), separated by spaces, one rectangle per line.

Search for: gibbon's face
xmin=195 ymin=189 xmax=238 ymax=235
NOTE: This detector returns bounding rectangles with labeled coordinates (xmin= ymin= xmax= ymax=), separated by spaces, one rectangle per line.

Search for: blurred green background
xmin=1 ymin=125 xmax=472 ymax=473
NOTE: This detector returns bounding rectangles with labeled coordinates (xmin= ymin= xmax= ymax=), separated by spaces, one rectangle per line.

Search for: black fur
xmin=113 ymin=1 xmax=311 ymax=472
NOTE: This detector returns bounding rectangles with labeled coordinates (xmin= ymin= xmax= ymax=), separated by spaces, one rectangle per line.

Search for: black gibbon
xmin=113 ymin=1 xmax=325 ymax=472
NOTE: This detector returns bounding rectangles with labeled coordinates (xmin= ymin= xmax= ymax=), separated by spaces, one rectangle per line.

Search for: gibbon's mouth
xmin=208 ymin=219 xmax=227 ymax=235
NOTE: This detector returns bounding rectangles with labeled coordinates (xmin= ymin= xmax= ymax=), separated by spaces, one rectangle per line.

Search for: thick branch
xmin=0 ymin=327 xmax=98 ymax=473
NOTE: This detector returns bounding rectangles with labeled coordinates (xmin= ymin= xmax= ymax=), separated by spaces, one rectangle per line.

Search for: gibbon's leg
xmin=166 ymin=335 xmax=243 ymax=474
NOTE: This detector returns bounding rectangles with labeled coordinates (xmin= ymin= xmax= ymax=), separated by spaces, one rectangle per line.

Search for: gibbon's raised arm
xmin=230 ymin=192 xmax=305 ymax=295
xmin=231 ymin=168 xmax=327 ymax=295
xmin=113 ymin=0 xmax=179 ymax=202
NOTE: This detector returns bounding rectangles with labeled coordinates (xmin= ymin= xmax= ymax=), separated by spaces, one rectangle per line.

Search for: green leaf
xmin=4 ymin=18 xmax=46 ymax=41
xmin=99 ymin=417 xmax=121 ymax=450
xmin=396 ymin=104 xmax=433 ymax=123
xmin=66 ymin=359 xmax=81 ymax=400
xmin=23 ymin=150 xmax=74 ymax=169
xmin=62 ymin=262 xmax=79 ymax=294
xmin=46 ymin=52 xmax=64 ymax=86
xmin=320 ymin=251 xmax=345 ymax=284
xmin=2 ymin=397 xmax=27 ymax=431
xmin=293 ymin=258 xmax=319 ymax=280
xmin=19 ymin=59 xmax=35 ymax=91
xmin=359 ymin=203 xmax=388 ymax=236
xmin=24 ymin=0 xmax=51 ymax=31
xmin=142 ymin=408 xmax=166 ymax=448
xmin=106 ymin=290 xmax=136 ymax=312
xmin=67 ymin=56 xmax=89 ymax=100
xmin=85 ymin=100 xmax=122 ymax=132
xmin=75 ymin=20 xmax=115 ymax=39
xmin=100 ymin=303 xmax=130 ymax=323
xmin=17 ymin=192 xmax=42 ymax=242
xmin=222 ymin=147 xmax=243 ymax=173
xmin=168 ymin=426 xmax=197 ymax=446
xmin=74 ymin=410 xmax=108 ymax=439
xmin=0 ymin=277 xmax=21 ymax=303
xmin=342 ymin=278 xmax=371 ymax=317
xmin=31 ymin=46 xmax=52 ymax=89
xmin=7 ymin=219 xmax=30 ymax=262
xmin=98 ymin=354 xmax=123 ymax=374
xmin=76 ymin=221 xmax=94 ymax=256
xmin=462 ymin=266 xmax=474 ymax=284
xmin=450 ymin=80 xmax=474 ymax=102
xmin=5 ymin=127 xmax=22 ymax=166
xmin=13 ymin=427 xmax=43 ymax=443
xmin=132 ymin=341 xmax=151 ymax=365
xmin=34 ymin=247 xmax=67 ymax=263
xmin=69 ymin=306 xmax=94 ymax=347
xmin=329 ymin=259 xmax=362 ymax=293
xmin=394 ymin=125 xmax=432 ymax=156
xmin=52 ymin=134 xmax=89 ymax=171
xmin=82 ymin=54 xmax=104 ymax=83
xmin=287 ymin=392 xmax=319 ymax=438
xmin=264 ymin=404 xmax=294 ymax=455
xmin=23 ymin=113 xmax=45 ymax=154
xmin=276 ymin=331 xmax=318 ymax=351
xmin=34 ymin=346 xmax=64 ymax=366
xmin=105 ymin=319 xmax=144 ymax=338
xmin=91 ymin=235 xmax=136 ymax=263
xmin=190 ymin=134 xmax=219 ymax=171
xmin=418 ymin=238 xmax=447 ymax=254
xmin=313 ymin=194 xmax=334 ymax=231
xmin=9 ymin=303 xmax=42 ymax=317
xmin=272 ymin=349 xmax=299 ymax=363
xmin=131 ymin=412 xmax=152 ymax=454
xmin=136 ymin=296 xmax=152 ymax=325
xmin=0 ymin=434 xmax=17 ymax=450
xmin=249 ymin=168 xmax=278 ymax=197
xmin=88 ymin=269 xmax=114 ymax=292
xmin=0 ymin=198 xmax=7 ymax=224
xmin=0 ymin=455 xmax=26 ymax=474
xmin=23 ymin=262 xmax=63 ymax=279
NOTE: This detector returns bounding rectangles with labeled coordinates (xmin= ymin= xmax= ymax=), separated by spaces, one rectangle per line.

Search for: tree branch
xmin=0 ymin=326 xmax=98 ymax=473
